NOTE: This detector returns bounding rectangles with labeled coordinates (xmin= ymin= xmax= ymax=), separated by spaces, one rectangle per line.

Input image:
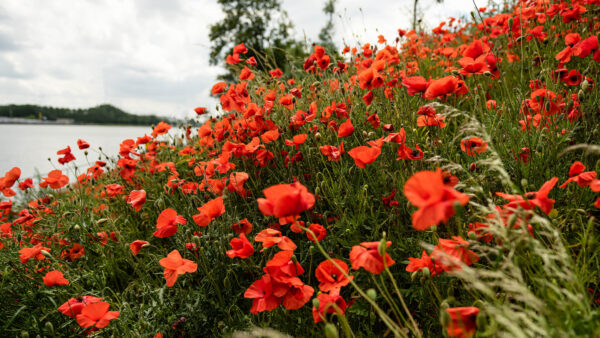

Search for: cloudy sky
xmin=0 ymin=0 xmax=486 ymax=119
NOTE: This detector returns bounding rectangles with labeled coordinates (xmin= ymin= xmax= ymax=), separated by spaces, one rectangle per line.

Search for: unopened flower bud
xmin=312 ymin=298 xmax=320 ymax=309
xmin=324 ymin=323 xmax=339 ymax=338
xmin=422 ymin=267 xmax=431 ymax=277
xmin=41 ymin=250 xmax=51 ymax=258
xmin=367 ymin=288 xmax=377 ymax=300
xmin=468 ymin=231 xmax=478 ymax=241
xmin=581 ymin=79 xmax=589 ymax=91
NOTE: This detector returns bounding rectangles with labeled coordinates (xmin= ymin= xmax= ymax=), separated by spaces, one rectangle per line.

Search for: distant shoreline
xmin=0 ymin=117 xmax=154 ymax=127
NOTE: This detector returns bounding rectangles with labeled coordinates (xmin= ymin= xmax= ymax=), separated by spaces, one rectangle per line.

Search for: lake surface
xmin=0 ymin=124 xmax=153 ymax=180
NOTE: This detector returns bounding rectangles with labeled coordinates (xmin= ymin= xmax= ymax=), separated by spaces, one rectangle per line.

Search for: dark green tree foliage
xmin=208 ymin=0 xmax=307 ymax=81
xmin=0 ymin=104 xmax=166 ymax=125
xmin=318 ymin=0 xmax=337 ymax=53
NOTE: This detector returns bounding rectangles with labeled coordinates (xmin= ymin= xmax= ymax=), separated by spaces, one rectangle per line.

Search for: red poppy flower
xmin=284 ymin=134 xmax=307 ymax=149
xmin=254 ymin=228 xmax=297 ymax=251
xmin=193 ymin=196 xmax=225 ymax=227
xmin=348 ymin=146 xmax=381 ymax=168
xmin=431 ymin=236 xmax=479 ymax=273
xmin=320 ymin=142 xmax=345 ymax=161
xmin=445 ymin=307 xmax=480 ymax=338
xmin=406 ymin=250 xmax=441 ymax=277
xmin=127 ymin=190 xmax=146 ymax=212
xmin=244 ymin=274 xmax=281 ymax=314
xmin=0 ymin=167 xmax=20 ymax=197
xmin=154 ymin=209 xmax=186 ymax=238
xmin=211 ymin=81 xmax=227 ymax=95
xmin=496 ymin=177 xmax=558 ymax=215
xmin=77 ymin=139 xmax=90 ymax=149
xmin=18 ymin=178 xmax=34 ymax=191
xmin=58 ymin=296 xmax=103 ymax=318
xmin=105 ymin=184 xmax=123 ymax=197
xmin=560 ymin=161 xmax=597 ymax=188
xmin=402 ymin=76 xmax=430 ymax=96
xmin=460 ymin=137 xmax=488 ymax=156
xmin=315 ymin=259 xmax=353 ymax=291
xmin=226 ymin=233 xmax=254 ymax=259
xmin=43 ymin=270 xmax=69 ymax=286
xmin=312 ymin=289 xmax=347 ymax=323
xmin=129 ymin=240 xmax=149 ymax=256
xmin=76 ymin=301 xmax=120 ymax=329
xmin=231 ymin=218 xmax=253 ymax=235
xmin=40 ymin=170 xmax=69 ymax=189
xmin=19 ymin=243 xmax=50 ymax=264
xmin=194 ymin=107 xmax=207 ymax=115
xmin=257 ymin=182 xmax=315 ymax=219
xmin=159 ymin=250 xmax=198 ymax=287
xmin=404 ymin=168 xmax=469 ymax=230
xmin=57 ymin=146 xmax=76 ymax=165
xmin=349 ymin=241 xmax=395 ymax=274
xmin=307 ymin=223 xmax=326 ymax=242
xmin=152 ymin=121 xmax=172 ymax=138
xmin=338 ymin=118 xmax=354 ymax=137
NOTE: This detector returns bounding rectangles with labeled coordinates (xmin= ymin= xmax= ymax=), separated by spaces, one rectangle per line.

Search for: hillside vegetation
xmin=0 ymin=104 xmax=166 ymax=125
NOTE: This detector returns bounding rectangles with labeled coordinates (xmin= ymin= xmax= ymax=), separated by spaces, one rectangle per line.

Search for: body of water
xmin=0 ymin=124 xmax=153 ymax=180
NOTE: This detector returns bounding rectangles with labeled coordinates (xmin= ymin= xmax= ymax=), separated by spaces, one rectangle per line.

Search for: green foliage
xmin=208 ymin=0 xmax=308 ymax=81
xmin=0 ymin=104 xmax=166 ymax=125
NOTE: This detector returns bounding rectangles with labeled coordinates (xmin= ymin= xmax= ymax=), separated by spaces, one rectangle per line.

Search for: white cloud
xmin=0 ymin=0 xmax=483 ymax=119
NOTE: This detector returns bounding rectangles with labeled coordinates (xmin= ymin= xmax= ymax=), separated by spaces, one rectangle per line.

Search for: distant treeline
xmin=0 ymin=104 xmax=167 ymax=125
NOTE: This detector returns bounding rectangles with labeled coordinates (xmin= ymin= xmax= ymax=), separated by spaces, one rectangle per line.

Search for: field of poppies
xmin=1 ymin=0 xmax=600 ymax=336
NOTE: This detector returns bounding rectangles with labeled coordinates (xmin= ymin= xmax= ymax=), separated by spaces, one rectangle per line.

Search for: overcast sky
xmin=0 ymin=0 xmax=486 ymax=119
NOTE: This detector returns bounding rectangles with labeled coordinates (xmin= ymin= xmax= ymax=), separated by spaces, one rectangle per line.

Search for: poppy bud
xmin=507 ymin=213 xmax=518 ymax=228
xmin=192 ymin=235 xmax=201 ymax=244
xmin=422 ymin=267 xmax=431 ymax=277
xmin=73 ymin=224 xmax=80 ymax=231
xmin=508 ymin=17 xmax=513 ymax=30
xmin=367 ymin=131 xmax=375 ymax=138
xmin=41 ymin=250 xmax=52 ymax=258
xmin=47 ymin=157 xmax=51 ymax=162
xmin=84 ymin=151 xmax=88 ymax=156
xmin=362 ymin=130 xmax=368 ymax=137
xmin=468 ymin=231 xmax=478 ymax=241
xmin=20 ymin=332 xmax=29 ymax=338
xmin=312 ymin=298 xmax=320 ymax=309
xmin=309 ymin=245 xmax=315 ymax=254
xmin=440 ymin=308 xmax=451 ymax=327
xmin=44 ymin=322 xmax=54 ymax=334
xmin=451 ymin=69 xmax=460 ymax=76
xmin=290 ymin=255 xmax=298 ymax=264
xmin=324 ymin=323 xmax=339 ymax=338
xmin=483 ymin=71 xmax=492 ymax=77
xmin=581 ymin=80 xmax=589 ymax=91
xmin=378 ymin=234 xmax=387 ymax=257
xmin=366 ymin=288 xmax=377 ymax=300
xmin=476 ymin=311 xmax=486 ymax=329
xmin=315 ymin=132 xmax=321 ymax=140
xmin=577 ymin=89 xmax=584 ymax=100
xmin=440 ymin=300 xmax=450 ymax=310
xmin=411 ymin=271 xmax=419 ymax=281
xmin=96 ymin=218 xmax=109 ymax=225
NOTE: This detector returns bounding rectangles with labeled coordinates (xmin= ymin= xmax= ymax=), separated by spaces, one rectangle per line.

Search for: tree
xmin=208 ymin=0 xmax=306 ymax=81
xmin=411 ymin=0 xmax=445 ymax=32
xmin=317 ymin=0 xmax=337 ymax=53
